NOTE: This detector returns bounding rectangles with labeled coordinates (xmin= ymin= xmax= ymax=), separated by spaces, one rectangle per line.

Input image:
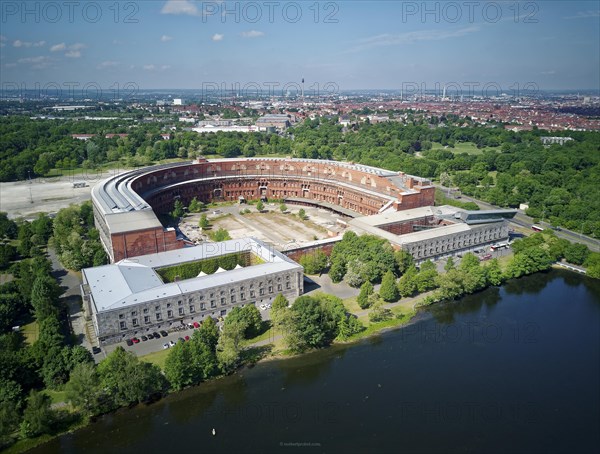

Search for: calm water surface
xmin=33 ymin=270 xmax=600 ymax=453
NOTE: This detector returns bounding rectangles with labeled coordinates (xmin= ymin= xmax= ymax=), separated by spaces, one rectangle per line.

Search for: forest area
xmin=1 ymin=115 xmax=599 ymax=237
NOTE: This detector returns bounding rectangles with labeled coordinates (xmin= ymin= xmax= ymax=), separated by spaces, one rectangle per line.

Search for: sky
xmin=1 ymin=1 xmax=599 ymax=93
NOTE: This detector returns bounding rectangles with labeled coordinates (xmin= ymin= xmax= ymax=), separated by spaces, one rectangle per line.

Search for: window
xmin=220 ymin=297 xmax=226 ymax=305
xmin=131 ymin=311 xmax=137 ymax=316
xmin=132 ymin=318 xmax=138 ymax=327
xmin=277 ymin=284 xmax=282 ymax=291
xmin=178 ymin=307 xmax=184 ymax=316
xmin=119 ymin=314 xmax=124 ymax=320
xmin=120 ymin=321 xmax=126 ymax=330
xmin=250 ymin=291 xmax=255 ymax=298
xmin=178 ymin=300 xmax=183 ymax=306
xmin=144 ymin=316 xmax=150 ymax=324
xmin=143 ymin=308 xmax=148 ymax=314
xmin=259 ymin=288 xmax=265 ymax=296
xmin=167 ymin=310 xmax=173 ymax=318
xmin=286 ymin=282 xmax=291 ymax=289
xmin=220 ymin=310 xmax=226 ymax=316
xmin=167 ymin=303 xmax=172 ymax=308
xmin=156 ymin=312 xmax=162 ymax=321
xmin=241 ymin=293 xmax=245 ymax=300
xmin=231 ymin=296 xmax=236 ymax=303
xmin=199 ymin=295 xmax=204 ymax=301
xmin=211 ymin=301 xmax=216 ymax=308
xmin=268 ymin=286 xmax=273 ymax=293
xmin=155 ymin=305 xmax=160 ymax=311
xmin=201 ymin=303 xmax=206 ymax=310
xmin=190 ymin=305 xmax=195 ymax=313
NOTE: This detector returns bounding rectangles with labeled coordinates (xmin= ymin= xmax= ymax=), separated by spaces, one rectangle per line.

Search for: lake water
xmin=33 ymin=270 xmax=600 ymax=453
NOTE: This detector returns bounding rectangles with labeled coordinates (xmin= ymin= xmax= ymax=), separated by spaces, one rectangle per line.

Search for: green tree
xmin=280 ymin=203 xmax=287 ymax=213
xmin=0 ymin=400 xmax=20 ymax=448
xmin=298 ymin=208 xmax=306 ymax=220
xmin=394 ymin=249 xmax=414 ymax=275
xmin=256 ymin=200 xmax=264 ymax=212
xmin=336 ymin=314 xmax=364 ymax=340
xmin=369 ymin=301 xmax=392 ymax=323
xmin=172 ymin=199 xmax=184 ymax=219
xmin=199 ymin=214 xmax=210 ymax=229
xmin=210 ymin=227 xmax=231 ymax=242
xmin=444 ymin=257 xmax=456 ymax=272
xmin=328 ymin=260 xmax=346 ymax=283
xmin=379 ymin=271 xmax=399 ymax=302
xmin=65 ymin=362 xmax=103 ymax=416
xmin=164 ymin=342 xmax=194 ymax=391
xmin=485 ymin=259 xmax=504 ymax=286
xmin=397 ymin=265 xmax=418 ymax=297
xmin=563 ymin=243 xmax=590 ymax=266
xmin=196 ymin=317 xmax=219 ymax=352
xmin=0 ymin=245 xmax=15 ymax=269
xmin=20 ymin=390 xmax=54 ymax=438
xmin=216 ymin=321 xmax=245 ymax=374
xmin=357 ymin=281 xmax=374 ymax=309
xmin=299 ymin=250 xmax=328 ymax=275
xmin=17 ymin=223 xmax=33 ymax=258
xmin=188 ymin=197 xmax=204 ymax=213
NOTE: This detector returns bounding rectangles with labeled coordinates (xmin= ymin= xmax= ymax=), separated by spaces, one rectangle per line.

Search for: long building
xmin=92 ymin=158 xmax=435 ymax=262
xmin=81 ymin=238 xmax=303 ymax=345
xmin=349 ymin=205 xmax=517 ymax=262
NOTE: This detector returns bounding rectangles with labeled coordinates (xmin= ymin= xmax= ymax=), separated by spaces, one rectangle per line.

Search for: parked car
xmin=479 ymin=254 xmax=492 ymax=261
xmin=160 ymin=330 xmax=169 ymax=337
xmin=163 ymin=343 xmax=170 ymax=349
xmin=141 ymin=335 xmax=148 ymax=342
xmin=187 ymin=323 xmax=194 ymax=329
xmin=132 ymin=337 xmax=140 ymax=344
xmin=259 ymin=304 xmax=267 ymax=310
xmin=178 ymin=337 xmax=184 ymax=343
xmin=92 ymin=346 xmax=101 ymax=355
xmin=184 ymin=335 xmax=190 ymax=341
xmin=193 ymin=321 xmax=200 ymax=328
xmin=169 ymin=340 xmax=176 ymax=347
xmin=152 ymin=332 xmax=160 ymax=339
xmin=126 ymin=339 xmax=133 ymax=346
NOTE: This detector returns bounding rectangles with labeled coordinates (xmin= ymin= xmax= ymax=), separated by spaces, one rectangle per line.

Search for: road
xmin=436 ymin=184 xmax=600 ymax=252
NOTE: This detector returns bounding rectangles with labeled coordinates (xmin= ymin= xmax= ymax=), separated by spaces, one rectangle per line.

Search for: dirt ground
xmin=180 ymin=203 xmax=345 ymax=249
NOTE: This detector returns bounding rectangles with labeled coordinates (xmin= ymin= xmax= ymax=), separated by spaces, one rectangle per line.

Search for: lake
xmin=33 ymin=270 xmax=600 ymax=453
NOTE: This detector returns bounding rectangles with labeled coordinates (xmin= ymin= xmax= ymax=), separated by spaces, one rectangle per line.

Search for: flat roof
xmin=105 ymin=210 xmax=163 ymax=234
xmin=351 ymin=205 xmax=459 ymax=227
xmin=82 ymin=238 xmax=302 ymax=312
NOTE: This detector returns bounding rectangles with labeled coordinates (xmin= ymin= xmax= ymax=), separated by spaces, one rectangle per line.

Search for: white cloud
xmin=564 ymin=10 xmax=600 ymax=19
xmin=161 ymin=65 xmax=171 ymax=70
xmin=241 ymin=30 xmax=264 ymax=38
xmin=13 ymin=40 xmax=45 ymax=48
xmin=161 ymin=0 xmax=200 ymax=16
xmin=143 ymin=64 xmax=156 ymax=71
xmin=65 ymin=50 xmax=82 ymax=58
xmin=212 ymin=33 xmax=224 ymax=42
xmin=17 ymin=56 xmax=52 ymax=69
xmin=0 ymin=35 xmax=6 ymax=48
xmin=347 ymin=26 xmax=480 ymax=53
xmin=161 ymin=35 xmax=174 ymax=42
xmin=143 ymin=64 xmax=171 ymax=71
xmin=97 ymin=61 xmax=119 ymax=69
xmin=541 ymin=70 xmax=556 ymax=75
xmin=69 ymin=43 xmax=86 ymax=51
xmin=50 ymin=43 xmax=66 ymax=52
xmin=4 ymin=63 xmax=17 ymax=68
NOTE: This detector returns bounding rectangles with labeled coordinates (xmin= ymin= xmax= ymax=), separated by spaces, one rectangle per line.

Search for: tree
xmin=298 ymin=208 xmax=307 ymax=220
xmin=210 ymin=227 xmax=231 ymax=242
xmin=256 ymin=200 xmax=264 ymax=212
xmin=357 ymin=281 xmax=374 ymax=309
xmin=164 ymin=342 xmax=194 ymax=391
xmin=216 ymin=321 xmax=245 ymax=374
xmin=328 ymin=260 xmax=346 ymax=283
xmin=336 ymin=315 xmax=364 ymax=340
xmin=485 ymin=259 xmax=504 ymax=286
xmin=172 ymin=199 xmax=184 ymax=219
xmin=20 ymin=390 xmax=54 ymax=438
xmin=563 ymin=243 xmax=589 ymax=266
xmin=459 ymin=253 xmax=480 ymax=271
xmin=188 ymin=197 xmax=204 ymax=213
xmin=65 ymin=362 xmax=103 ymax=416
xmin=17 ymin=223 xmax=33 ymax=258
xmin=394 ymin=249 xmax=414 ymax=275
xmin=223 ymin=305 xmax=262 ymax=339
xmin=397 ymin=265 xmax=418 ymax=297
xmin=196 ymin=317 xmax=219 ymax=353
xmin=379 ymin=271 xmax=399 ymax=302
xmin=0 ymin=400 xmax=19 ymax=448
xmin=0 ymin=245 xmax=15 ymax=269
xmin=199 ymin=214 xmax=209 ymax=229
xmin=369 ymin=301 xmax=392 ymax=323
xmin=280 ymin=203 xmax=287 ymax=213
xmin=299 ymin=250 xmax=328 ymax=275
xmin=444 ymin=257 xmax=456 ymax=272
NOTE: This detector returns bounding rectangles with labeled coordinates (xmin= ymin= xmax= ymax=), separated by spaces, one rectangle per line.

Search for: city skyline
xmin=1 ymin=1 xmax=599 ymax=91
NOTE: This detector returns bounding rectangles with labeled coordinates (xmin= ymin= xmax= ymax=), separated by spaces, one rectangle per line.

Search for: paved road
xmin=47 ymin=248 xmax=91 ymax=351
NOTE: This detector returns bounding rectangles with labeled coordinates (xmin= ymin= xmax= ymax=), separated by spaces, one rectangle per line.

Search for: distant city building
xmin=173 ymin=98 xmax=183 ymax=105
xmin=540 ymin=136 xmax=574 ymax=145
xmin=256 ymin=114 xmax=291 ymax=130
xmin=81 ymin=238 xmax=303 ymax=345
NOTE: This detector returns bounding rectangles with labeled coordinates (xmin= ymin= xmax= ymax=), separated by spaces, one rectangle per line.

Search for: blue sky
xmin=1 ymin=1 xmax=599 ymax=91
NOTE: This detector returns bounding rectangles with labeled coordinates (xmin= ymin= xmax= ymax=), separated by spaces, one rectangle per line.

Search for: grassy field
xmin=139 ymin=348 xmax=170 ymax=370
xmin=42 ymin=389 xmax=68 ymax=405
xmin=21 ymin=321 xmax=39 ymax=345
xmin=431 ymin=142 xmax=500 ymax=155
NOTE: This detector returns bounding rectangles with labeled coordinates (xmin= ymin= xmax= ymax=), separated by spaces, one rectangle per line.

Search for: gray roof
xmin=104 ymin=210 xmax=163 ymax=234
xmin=82 ymin=238 xmax=301 ymax=313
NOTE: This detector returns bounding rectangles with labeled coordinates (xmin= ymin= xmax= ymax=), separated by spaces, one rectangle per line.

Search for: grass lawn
xmin=431 ymin=142 xmax=500 ymax=156
xmin=139 ymin=348 xmax=170 ymax=370
xmin=343 ymin=296 xmax=362 ymax=314
xmin=21 ymin=321 xmax=39 ymax=345
xmin=42 ymin=389 xmax=68 ymax=405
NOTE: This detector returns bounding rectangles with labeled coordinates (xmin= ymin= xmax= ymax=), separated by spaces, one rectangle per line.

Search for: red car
xmin=193 ymin=321 xmax=200 ymax=328
xmin=132 ymin=337 xmax=140 ymax=344
xmin=184 ymin=335 xmax=190 ymax=341
xmin=479 ymin=254 xmax=492 ymax=261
